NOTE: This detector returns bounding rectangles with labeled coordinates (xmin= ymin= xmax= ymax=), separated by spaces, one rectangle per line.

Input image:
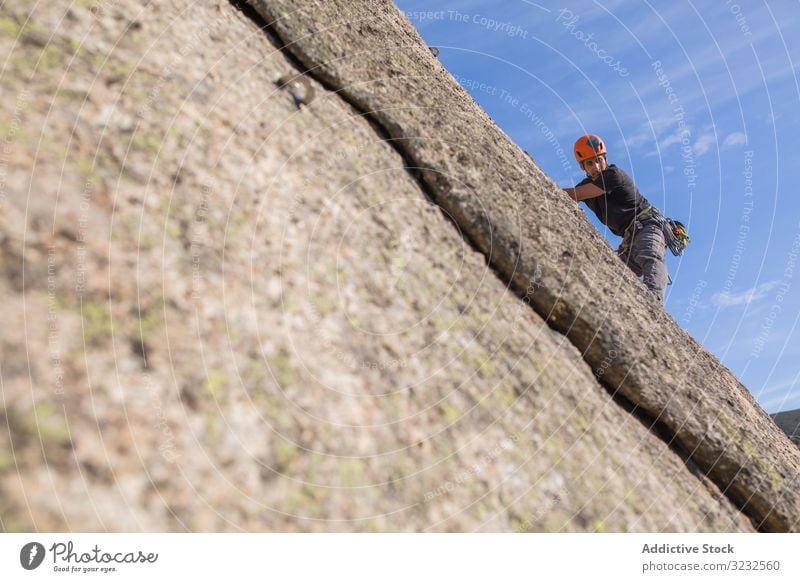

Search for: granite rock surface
xmin=0 ymin=0 xmax=795 ymax=531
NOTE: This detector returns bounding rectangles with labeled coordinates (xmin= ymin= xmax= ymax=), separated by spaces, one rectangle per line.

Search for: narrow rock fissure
xmin=228 ymin=1 xmax=482 ymax=251
xmin=228 ymin=0 xmax=760 ymax=530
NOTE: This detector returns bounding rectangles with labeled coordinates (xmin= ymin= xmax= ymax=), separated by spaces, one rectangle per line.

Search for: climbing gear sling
xmin=632 ymin=206 xmax=690 ymax=257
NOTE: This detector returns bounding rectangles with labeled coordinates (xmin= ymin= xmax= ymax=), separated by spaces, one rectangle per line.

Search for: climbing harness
xmin=617 ymin=206 xmax=689 ymax=287
xmin=632 ymin=206 xmax=691 ymax=257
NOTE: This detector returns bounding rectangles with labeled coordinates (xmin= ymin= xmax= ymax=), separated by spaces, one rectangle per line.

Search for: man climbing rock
xmin=562 ymin=134 xmax=669 ymax=302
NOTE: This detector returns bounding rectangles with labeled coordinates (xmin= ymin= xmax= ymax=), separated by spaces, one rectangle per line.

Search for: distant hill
xmin=772 ymin=409 xmax=800 ymax=444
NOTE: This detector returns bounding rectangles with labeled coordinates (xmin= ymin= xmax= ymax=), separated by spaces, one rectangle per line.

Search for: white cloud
xmin=760 ymin=375 xmax=800 ymax=413
xmin=623 ymin=130 xmax=653 ymax=149
xmin=659 ymin=129 xmax=684 ymax=149
xmin=711 ymin=280 xmax=781 ymax=307
xmin=654 ymin=127 xmax=717 ymax=157
xmin=723 ymin=132 xmax=747 ymax=148
xmin=693 ymin=132 xmax=717 ymax=157
xmin=621 ymin=117 xmax=680 ymax=156
xmin=650 ymin=126 xmax=717 ymax=158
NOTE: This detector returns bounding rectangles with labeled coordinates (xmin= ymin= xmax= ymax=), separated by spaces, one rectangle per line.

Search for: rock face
xmin=0 ymin=0 xmax=796 ymax=532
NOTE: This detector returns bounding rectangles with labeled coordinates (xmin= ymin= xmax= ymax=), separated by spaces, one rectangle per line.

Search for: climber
xmin=562 ymin=134 xmax=669 ymax=302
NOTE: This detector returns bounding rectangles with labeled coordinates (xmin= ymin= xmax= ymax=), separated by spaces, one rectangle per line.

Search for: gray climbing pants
xmin=617 ymin=219 xmax=669 ymax=302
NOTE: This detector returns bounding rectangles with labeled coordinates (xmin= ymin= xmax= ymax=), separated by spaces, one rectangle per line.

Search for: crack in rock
xmin=242 ymin=0 xmax=800 ymax=531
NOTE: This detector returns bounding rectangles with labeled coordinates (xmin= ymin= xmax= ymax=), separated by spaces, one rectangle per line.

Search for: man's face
xmin=580 ymin=155 xmax=607 ymax=180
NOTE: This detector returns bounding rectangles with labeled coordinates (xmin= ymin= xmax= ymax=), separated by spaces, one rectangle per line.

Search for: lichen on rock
xmin=0 ymin=0 xmax=796 ymax=532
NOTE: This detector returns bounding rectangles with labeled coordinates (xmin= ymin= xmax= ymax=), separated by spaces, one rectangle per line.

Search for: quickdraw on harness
xmin=634 ymin=206 xmax=691 ymax=256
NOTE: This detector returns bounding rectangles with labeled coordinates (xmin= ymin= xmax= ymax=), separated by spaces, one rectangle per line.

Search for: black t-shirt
xmin=577 ymin=164 xmax=651 ymax=236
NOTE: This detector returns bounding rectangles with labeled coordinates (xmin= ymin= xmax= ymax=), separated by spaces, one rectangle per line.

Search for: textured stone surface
xmin=0 ymin=0 xmax=788 ymax=532
xmin=248 ymin=0 xmax=800 ymax=531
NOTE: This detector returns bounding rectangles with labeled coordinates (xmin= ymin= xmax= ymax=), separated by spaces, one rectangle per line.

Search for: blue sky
xmin=395 ymin=0 xmax=800 ymax=413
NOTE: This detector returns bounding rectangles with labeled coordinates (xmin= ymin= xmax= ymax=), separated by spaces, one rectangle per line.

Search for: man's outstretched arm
xmin=563 ymin=182 xmax=605 ymax=202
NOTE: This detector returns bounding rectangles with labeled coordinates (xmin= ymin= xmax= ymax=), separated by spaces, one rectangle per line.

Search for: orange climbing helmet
xmin=573 ymin=134 xmax=607 ymax=162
